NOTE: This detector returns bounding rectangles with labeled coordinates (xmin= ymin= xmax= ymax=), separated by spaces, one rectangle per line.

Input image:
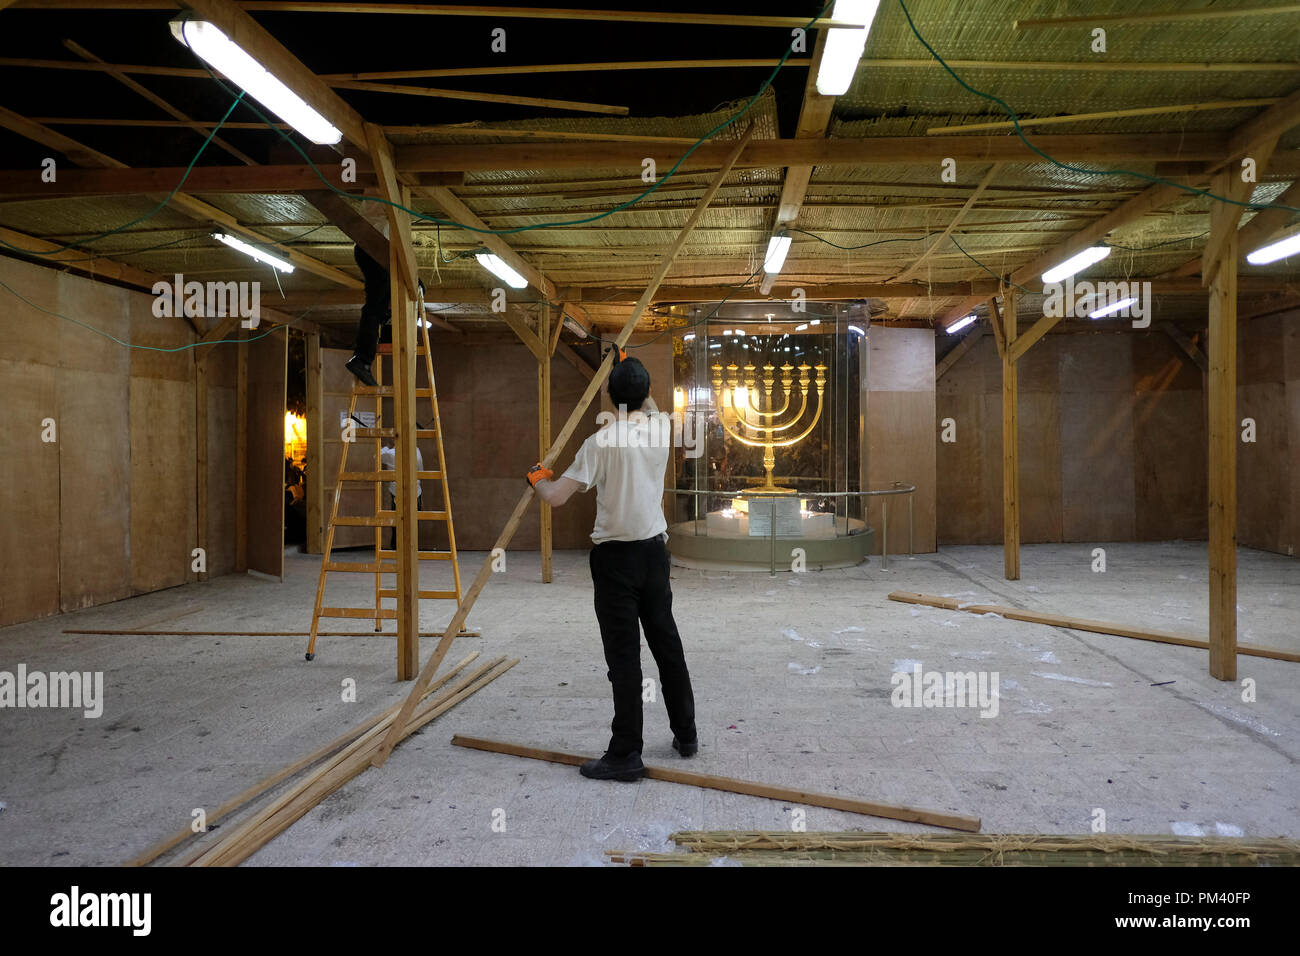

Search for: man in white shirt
xmin=379 ymin=444 xmax=423 ymax=552
xmin=527 ymin=354 xmax=697 ymax=782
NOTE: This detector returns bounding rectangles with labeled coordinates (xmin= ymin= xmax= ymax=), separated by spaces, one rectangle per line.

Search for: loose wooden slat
xmin=128 ymin=652 xmax=479 ymax=866
xmin=887 ymin=591 xmax=1300 ymax=664
xmin=451 ymin=735 xmax=982 ymax=832
xmin=190 ymin=658 xmax=517 ymax=867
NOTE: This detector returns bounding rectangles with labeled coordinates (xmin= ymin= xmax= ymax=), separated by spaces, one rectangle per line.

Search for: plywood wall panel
xmin=0 ymin=360 xmax=60 ymax=626
xmin=244 ymin=330 xmax=286 ymax=577
xmin=1238 ymin=381 xmax=1289 ymax=554
xmin=0 ymin=259 xmax=59 ymax=366
xmin=1060 ymin=388 xmax=1137 ymax=542
xmin=129 ymin=376 xmax=196 ymax=593
xmin=867 ymin=327 xmax=937 ymax=553
xmin=936 ymin=392 xmax=991 ymax=544
xmin=1018 ymin=392 xmax=1064 ymax=543
xmin=1133 ymin=389 xmax=1207 ymax=541
xmin=59 ymin=368 xmax=131 ymax=611
xmin=205 ymin=383 xmax=238 ymax=577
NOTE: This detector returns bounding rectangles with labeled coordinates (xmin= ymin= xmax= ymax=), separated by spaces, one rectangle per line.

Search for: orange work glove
xmin=526 ymin=463 xmax=553 ymax=487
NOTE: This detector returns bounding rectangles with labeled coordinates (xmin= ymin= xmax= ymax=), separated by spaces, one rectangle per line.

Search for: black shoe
xmin=346 ymin=354 xmax=377 ymax=387
xmin=579 ymin=751 xmax=646 ymax=782
xmin=672 ymin=735 xmax=699 ymax=758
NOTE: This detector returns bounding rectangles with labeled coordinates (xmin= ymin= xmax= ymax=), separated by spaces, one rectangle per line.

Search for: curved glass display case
xmin=665 ymin=301 xmax=874 ymax=571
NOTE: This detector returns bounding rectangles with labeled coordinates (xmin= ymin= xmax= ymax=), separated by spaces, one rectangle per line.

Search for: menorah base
xmin=666 ymin=517 xmax=872 ymax=573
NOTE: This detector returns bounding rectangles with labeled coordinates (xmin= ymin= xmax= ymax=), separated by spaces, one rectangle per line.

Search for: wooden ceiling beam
xmin=394 ymin=134 xmax=1226 ymax=172
xmin=0 ymin=107 xmax=361 ymax=288
xmin=775 ymin=29 xmax=833 ymax=226
xmin=1010 ymin=97 xmax=1300 ymax=290
xmin=61 ymin=38 xmax=257 ymax=166
xmin=0 ymin=165 xmax=471 ymax=196
xmin=9 ymin=2 xmax=859 ymax=29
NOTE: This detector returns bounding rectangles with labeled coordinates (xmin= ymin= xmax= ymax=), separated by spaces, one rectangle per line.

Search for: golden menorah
xmin=712 ymin=360 xmax=827 ymax=493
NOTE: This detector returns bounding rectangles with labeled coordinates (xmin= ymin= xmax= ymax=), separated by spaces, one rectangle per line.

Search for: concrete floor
xmin=1 ymin=541 xmax=1297 ymax=866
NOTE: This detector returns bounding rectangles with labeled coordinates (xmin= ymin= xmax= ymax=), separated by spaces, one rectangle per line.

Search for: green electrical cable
xmin=0 ymin=89 xmax=247 ymax=259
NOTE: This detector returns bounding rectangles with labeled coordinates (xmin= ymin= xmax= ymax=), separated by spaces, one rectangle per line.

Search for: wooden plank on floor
xmin=451 ymin=735 xmax=982 ymax=832
xmin=887 ymin=591 xmax=1300 ymax=663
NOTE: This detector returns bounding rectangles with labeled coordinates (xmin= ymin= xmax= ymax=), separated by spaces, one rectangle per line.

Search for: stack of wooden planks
xmin=128 ymin=651 xmax=516 ymax=868
xmin=608 ymin=831 xmax=1300 ymax=866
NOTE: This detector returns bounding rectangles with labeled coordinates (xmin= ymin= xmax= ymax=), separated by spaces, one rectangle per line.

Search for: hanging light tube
xmin=816 ymin=0 xmax=883 ymax=96
xmin=475 ymin=252 xmax=528 ymax=289
xmin=212 ymin=232 xmax=294 ymax=273
xmin=170 ymin=16 xmax=342 ymax=145
xmin=1041 ymin=246 xmax=1111 ymax=284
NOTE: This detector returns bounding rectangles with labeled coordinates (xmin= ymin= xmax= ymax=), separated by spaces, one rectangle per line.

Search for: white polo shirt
xmin=562 ymin=409 xmax=670 ymax=544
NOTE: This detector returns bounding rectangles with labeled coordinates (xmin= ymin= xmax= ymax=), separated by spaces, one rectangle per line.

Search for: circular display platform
xmin=667 ymin=514 xmax=873 ymax=572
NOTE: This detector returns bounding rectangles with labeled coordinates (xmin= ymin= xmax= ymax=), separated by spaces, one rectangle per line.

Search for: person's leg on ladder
xmin=638 ymin=536 xmax=697 ymax=753
xmin=348 ymin=245 xmax=390 ymax=386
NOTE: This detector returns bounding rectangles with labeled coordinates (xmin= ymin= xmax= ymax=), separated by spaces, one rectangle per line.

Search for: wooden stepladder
xmin=306 ymin=289 xmax=464 ymax=663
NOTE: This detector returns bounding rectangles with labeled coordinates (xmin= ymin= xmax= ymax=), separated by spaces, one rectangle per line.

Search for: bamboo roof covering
xmin=1 ymin=0 xmax=1298 ymax=337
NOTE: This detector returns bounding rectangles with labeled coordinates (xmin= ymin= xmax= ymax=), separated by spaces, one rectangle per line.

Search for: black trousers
xmin=352 ymin=245 xmax=390 ymax=364
xmin=589 ymin=536 xmax=695 ymax=757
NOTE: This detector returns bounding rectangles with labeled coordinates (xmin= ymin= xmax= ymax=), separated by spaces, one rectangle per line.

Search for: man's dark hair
xmin=608 ymin=355 xmax=651 ymax=410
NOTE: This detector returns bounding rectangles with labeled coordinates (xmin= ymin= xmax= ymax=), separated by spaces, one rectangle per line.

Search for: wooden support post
xmin=305 ymin=332 xmax=324 ymax=553
xmin=235 ymin=335 xmax=248 ymax=573
xmin=539 ymin=302 xmax=553 ymax=584
xmin=1207 ymin=171 xmax=1240 ymax=681
xmin=195 ymin=349 xmax=209 ymax=582
xmin=1002 ymin=291 xmax=1020 ymax=581
xmin=392 ymin=211 xmax=420 ymax=681
xmin=987 ymin=297 xmax=1006 ymax=358
xmin=373 ymin=125 xmax=755 ymax=766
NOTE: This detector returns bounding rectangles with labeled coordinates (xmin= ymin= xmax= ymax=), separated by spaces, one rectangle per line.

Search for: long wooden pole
xmin=372 ymin=125 xmax=755 ymax=766
xmin=1207 ymin=169 xmax=1240 ymax=682
xmin=392 ymin=206 xmax=420 ymax=681
xmin=1001 ymin=291 xmax=1020 ymax=581
xmin=888 ymin=592 xmax=1299 ymax=664
xmin=539 ymin=302 xmax=553 ymax=584
xmin=452 ymin=736 xmax=982 ymax=832
xmin=127 ymin=652 xmax=480 ymax=866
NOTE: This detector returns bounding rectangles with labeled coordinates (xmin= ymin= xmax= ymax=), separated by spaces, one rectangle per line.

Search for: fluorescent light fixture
xmin=1088 ymin=297 xmax=1137 ymax=319
xmin=816 ymin=0 xmax=882 ymax=96
xmin=795 ymin=323 xmax=809 ymax=331
xmin=722 ymin=329 xmax=733 ymax=336
xmin=562 ymin=314 xmax=588 ymax=339
xmin=763 ymin=230 xmax=792 ymax=275
xmin=1041 ymin=246 xmax=1111 ymax=284
xmin=170 ymin=17 xmax=341 ymax=145
xmin=212 ymin=232 xmax=294 ymax=273
xmin=710 ymin=343 xmax=722 ymax=349
xmin=475 ymin=252 xmax=528 ymax=289
xmin=809 ymin=318 xmax=821 ymax=326
xmin=759 ymin=273 xmax=776 ymax=296
xmin=734 ymin=328 xmax=745 ymax=336
xmin=848 ymin=325 xmax=866 ymax=336
xmin=1246 ymin=228 xmax=1300 ymax=265
xmin=683 ymin=332 xmax=696 ymax=342
xmin=947 ymin=314 xmax=977 ymax=334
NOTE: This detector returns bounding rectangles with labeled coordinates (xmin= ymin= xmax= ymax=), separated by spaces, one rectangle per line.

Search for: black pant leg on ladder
xmin=352 ymin=245 xmax=391 ymax=364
